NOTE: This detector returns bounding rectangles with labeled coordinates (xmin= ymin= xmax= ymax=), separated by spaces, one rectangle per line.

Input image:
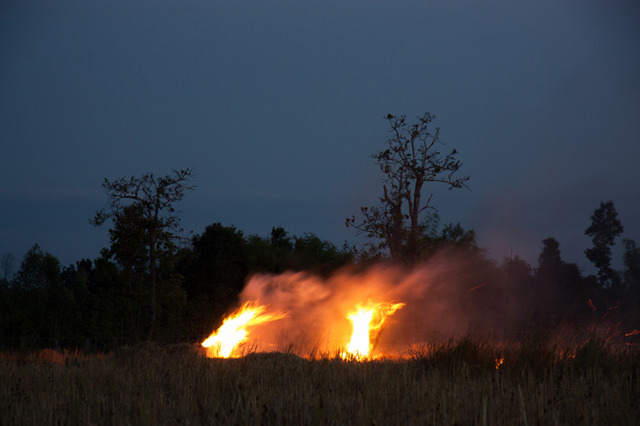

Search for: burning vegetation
xmin=201 ymin=302 xmax=286 ymax=358
xmin=200 ymin=249 xmax=640 ymax=359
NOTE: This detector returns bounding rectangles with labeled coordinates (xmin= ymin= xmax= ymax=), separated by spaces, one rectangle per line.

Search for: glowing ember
xmin=342 ymin=300 xmax=405 ymax=360
xmin=201 ymin=302 xmax=286 ymax=358
xmin=495 ymin=357 xmax=504 ymax=369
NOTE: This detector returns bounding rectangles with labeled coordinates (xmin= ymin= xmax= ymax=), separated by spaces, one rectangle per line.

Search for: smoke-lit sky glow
xmin=1 ymin=0 xmax=639 ymax=274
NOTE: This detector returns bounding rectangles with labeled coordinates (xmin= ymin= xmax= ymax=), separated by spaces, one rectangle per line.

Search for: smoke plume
xmin=237 ymin=249 xmax=515 ymax=357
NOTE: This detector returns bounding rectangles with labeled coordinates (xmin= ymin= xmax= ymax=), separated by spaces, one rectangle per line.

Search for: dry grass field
xmin=1 ymin=339 xmax=638 ymax=425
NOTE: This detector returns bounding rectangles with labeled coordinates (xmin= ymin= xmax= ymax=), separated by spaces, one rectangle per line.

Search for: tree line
xmin=1 ymin=114 xmax=639 ymax=350
xmin=0 ymin=225 xmax=353 ymax=350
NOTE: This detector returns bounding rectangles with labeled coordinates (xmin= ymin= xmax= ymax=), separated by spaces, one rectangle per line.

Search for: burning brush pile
xmin=198 ymin=254 xmax=541 ymax=360
xmin=202 ymin=298 xmax=405 ymax=360
xmin=200 ymin=251 xmax=640 ymax=360
xmin=200 ymin=262 xmax=443 ymax=360
xmin=209 ymin=252 xmax=507 ymax=360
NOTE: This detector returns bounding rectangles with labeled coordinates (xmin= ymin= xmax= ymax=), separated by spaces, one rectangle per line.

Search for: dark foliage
xmin=585 ymin=200 xmax=624 ymax=288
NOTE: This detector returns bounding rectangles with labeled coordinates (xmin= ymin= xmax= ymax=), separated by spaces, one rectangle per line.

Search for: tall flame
xmin=342 ymin=300 xmax=405 ymax=360
xmin=201 ymin=302 xmax=286 ymax=358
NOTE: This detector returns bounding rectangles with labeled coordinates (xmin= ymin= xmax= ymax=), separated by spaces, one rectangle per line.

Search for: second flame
xmin=342 ymin=300 xmax=405 ymax=360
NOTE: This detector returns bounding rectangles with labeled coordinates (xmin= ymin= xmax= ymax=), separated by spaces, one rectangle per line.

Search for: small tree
xmin=584 ymin=200 xmax=624 ymax=288
xmin=346 ymin=113 xmax=469 ymax=263
xmin=91 ymin=168 xmax=195 ymax=340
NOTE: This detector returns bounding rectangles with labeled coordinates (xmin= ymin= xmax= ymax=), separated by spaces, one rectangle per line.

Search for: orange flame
xmin=201 ymin=302 xmax=286 ymax=358
xmin=342 ymin=300 xmax=405 ymax=360
xmin=495 ymin=357 xmax=504 ymax=369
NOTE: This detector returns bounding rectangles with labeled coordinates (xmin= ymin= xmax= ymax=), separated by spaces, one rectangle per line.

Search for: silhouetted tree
xmin=412 ymin=212 xmax=480 ymax=260
xmin=623 ymin=239 xmax=640 ymax=299
xmin=91 ymin=168 xmax=195 ymax=340
xmin=60 ymin=260 xmax=97 ymax=348
xmin=11 ymin=244 xmax=65 ymax=347
xmin=503 ymin=255 xmax=535 ymax=289
xmin=433 ymin=223 xmax=479 ymax=253
xmin=1 ymin=253 xmax=14 ymax=282
xmin=289 ymin=233 xmax=353 ymax=274
xmin=245 ymin=234 xmax=277 ymax=272
xmin=270 ymin=226 xmax=293 ymax=272
xmin=14 ymin=244 xmax=61 ymax=290
xmin=97 ymin=207 xmax=149 ymax=342
xmin=180 ymin=223 xmax=250 ymax=340
xmin=535 ymin=238 xmax=585 ymax=327
xmin=270 ymin=226 xmax=292 ymax=250
xmin=537 ymin=238 xmax=563 ymax=279
xmin=91 ymin=250 xmax=131 ymax=348
xmin=500 ymin=255 xmax=535 ymax=335
xmin=585 ymin=200 xmax=624 ymax=288
xmin=346 ymin=113 xmax=469 ymax=263
xmin=0 ymin=270 xmax=11 ymax=347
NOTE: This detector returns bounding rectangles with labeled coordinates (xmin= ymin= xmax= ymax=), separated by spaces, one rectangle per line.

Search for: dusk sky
xmin=1 ymin=0 xmax=639 ymax=275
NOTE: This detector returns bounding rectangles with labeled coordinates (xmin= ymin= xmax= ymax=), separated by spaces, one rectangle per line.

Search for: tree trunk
xmin=143 ymin=231 xmax=157 ymax=341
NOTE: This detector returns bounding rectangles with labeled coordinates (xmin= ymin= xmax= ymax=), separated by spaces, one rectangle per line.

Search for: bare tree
xmin=346 ymin=113 xmax=469 ymax=263
xmin=91 ymin=168 xmax=195 ymax=340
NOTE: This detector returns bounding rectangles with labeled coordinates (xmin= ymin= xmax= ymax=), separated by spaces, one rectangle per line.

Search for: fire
xmin=342 ymin=300 xmax=405 ymax=360
xmin=495 ymin=357 xmax=504 ymax=369
xmin=201 ymin=302 xmax=286 ymax=358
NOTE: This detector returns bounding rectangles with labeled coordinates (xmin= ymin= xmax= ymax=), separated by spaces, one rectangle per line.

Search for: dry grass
xmin=1 ymin=340 xmax=638 ymax=425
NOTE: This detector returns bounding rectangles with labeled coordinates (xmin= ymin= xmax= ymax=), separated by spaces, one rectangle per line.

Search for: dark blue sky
xmin=1 ymin=0 xmax=639 ymax=274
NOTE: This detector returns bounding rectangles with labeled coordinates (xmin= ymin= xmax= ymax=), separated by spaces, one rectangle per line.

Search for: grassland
xmin=1 ymin=339 xmax=638 ymax=425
